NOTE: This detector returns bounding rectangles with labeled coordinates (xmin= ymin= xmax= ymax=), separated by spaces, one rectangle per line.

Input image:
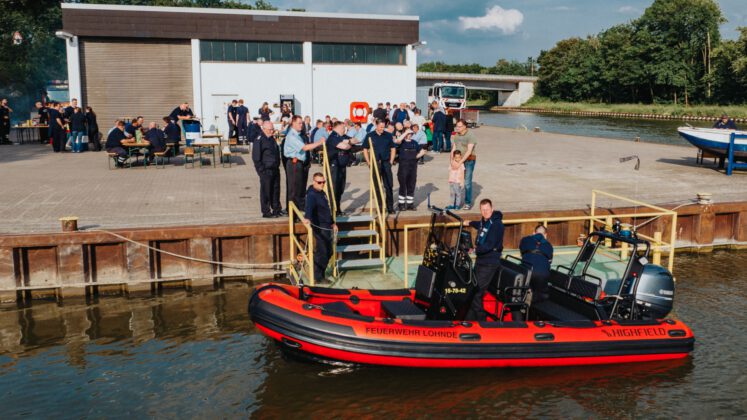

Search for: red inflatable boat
xmin=249 ymin=283 xmax=693 ymax=368
xmin=249 ymin=209 xmax=694 ymax=368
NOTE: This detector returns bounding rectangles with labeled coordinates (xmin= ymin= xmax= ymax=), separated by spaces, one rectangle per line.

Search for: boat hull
xmin=249 ymin=284 xmax=694 ymax=368
xmin=677 ymin=127 xmax=747 ymax=158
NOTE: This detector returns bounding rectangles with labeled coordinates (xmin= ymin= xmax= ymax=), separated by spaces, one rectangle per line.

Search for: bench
xmin=153 ymin=146 xmax=172 ymax=169
xmin=531 ymin=269 xmax=606 ymax=321
xmin=221 ymin=146 xmax=232 ymax=168
xmin=184 ymin=147 xmax=197 ymax=168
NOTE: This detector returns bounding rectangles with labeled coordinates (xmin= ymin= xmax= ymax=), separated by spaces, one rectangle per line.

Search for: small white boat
xmin=677 ymin=127 xmax=747 ymax=158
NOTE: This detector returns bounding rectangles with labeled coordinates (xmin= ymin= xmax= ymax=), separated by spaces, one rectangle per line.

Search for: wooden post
xmin=653 ymin=231 xmax=662 ymax=266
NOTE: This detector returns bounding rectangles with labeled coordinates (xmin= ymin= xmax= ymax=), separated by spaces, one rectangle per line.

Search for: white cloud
xmin=549 ymin=6 xmax=574 ymax=12
xmin=618 ymin=6 xmax=640 ymax=14
xmin=458 ymin=5 xmax=524 ymax=34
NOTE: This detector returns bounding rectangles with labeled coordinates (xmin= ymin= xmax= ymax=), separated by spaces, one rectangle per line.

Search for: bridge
xmin=416 ymin=72 xmax=537 ymax=107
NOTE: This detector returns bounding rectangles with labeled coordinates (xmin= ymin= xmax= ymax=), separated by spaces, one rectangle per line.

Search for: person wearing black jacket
xmin=326 ymin=121 xmax=354 ymax=215
xmin=520 ymin=225 xmax=554 ymax=303
xmin=85 ymin=106 xmax=100 ymax=151
xmin=69 ymin=107 xmax=87 ymax=152
xmin=49 ymin=103 xmax=66 ymax=152
xmin=303 ymin=172 xmax=338 ymax=284
xmin=36 ymin=101 xmax=48 ymax=145
xmin=0 ymin=99 xmax=12 ymax=144
xmin=252 ymin=121 xmax=283 ymax=218
xmin=372 ymin=103 xmax=388 ymax=122
xmin=430 ymin=102 xmax=446 ymax=152
xmin=463 ymin=199 xmax=505 ymax=320
xmin=162 ymin=117 xmax=181 ymax=156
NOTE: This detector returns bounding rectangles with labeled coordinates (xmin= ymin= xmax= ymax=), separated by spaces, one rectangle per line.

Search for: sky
xmin=269 ymin=0 xmax=747 ymax=65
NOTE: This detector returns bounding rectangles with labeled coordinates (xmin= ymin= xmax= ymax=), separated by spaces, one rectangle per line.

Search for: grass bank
xmin=518 ymin=97 xmax=747 ymax=119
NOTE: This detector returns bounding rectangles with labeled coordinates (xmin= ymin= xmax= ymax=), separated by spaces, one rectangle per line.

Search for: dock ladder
xmin=321 ymin=141 xmax=387 ymax=279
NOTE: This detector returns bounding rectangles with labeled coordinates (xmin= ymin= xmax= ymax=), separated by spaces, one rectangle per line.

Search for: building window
xmin=200 ymin=41 xmax=302 ymax=63
xmin=312 ymin=44 xmax=406 ymax=65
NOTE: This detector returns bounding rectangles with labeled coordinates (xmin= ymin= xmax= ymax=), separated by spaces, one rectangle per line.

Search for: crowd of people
xmin=246 ymin=100 xmax=478 ymax=221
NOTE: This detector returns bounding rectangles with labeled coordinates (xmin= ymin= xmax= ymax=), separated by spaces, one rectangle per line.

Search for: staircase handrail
xmin=288 ymin=201 xmax=315 ymax=285
xmin=368 ymin=142 xmax=387 ymax=271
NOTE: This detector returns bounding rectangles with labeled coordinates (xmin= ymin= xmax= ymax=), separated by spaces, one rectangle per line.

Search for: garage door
xmin=80 ymin=39 xmax=193 ymax=130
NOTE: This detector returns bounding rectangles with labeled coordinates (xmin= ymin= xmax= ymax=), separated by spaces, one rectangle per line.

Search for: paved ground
xmin=1 ymin=126 xmax=745 ymax=234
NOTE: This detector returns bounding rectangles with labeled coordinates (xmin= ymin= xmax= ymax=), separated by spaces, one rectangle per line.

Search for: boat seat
xmin=532 ymin=300 xmax=590 ymax=321
xmin=382 ymin=300 xmax=427 ymax=321
xmin=493 ymin=258 xmax=532 ymax=303
xmin=321 ymin=301 xmax=354 ymax=314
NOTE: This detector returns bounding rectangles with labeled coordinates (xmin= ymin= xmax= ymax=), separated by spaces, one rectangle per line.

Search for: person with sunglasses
xmin=304 ymin=173 xmax=337 ymax=284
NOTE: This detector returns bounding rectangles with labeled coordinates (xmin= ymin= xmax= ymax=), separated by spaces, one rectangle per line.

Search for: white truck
xmin=428 ymin=82 xmax=467 ymax=111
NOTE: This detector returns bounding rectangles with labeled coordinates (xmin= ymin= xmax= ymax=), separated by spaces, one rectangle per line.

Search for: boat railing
xmin=288 ymin=201 xmax=315 ymax=285
xmin=402 ymin=190 xmax=678 ymax=288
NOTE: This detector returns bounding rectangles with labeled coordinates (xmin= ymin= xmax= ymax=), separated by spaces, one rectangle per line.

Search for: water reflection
xmin=0 ymin=252 xmax=745 ymax=417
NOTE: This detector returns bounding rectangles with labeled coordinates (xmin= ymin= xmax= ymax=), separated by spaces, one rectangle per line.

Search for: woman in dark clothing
xmin=258 ymin=102 xmax=274 ymax=121
xmin=85 ymin=106 xmax=100 ymax=151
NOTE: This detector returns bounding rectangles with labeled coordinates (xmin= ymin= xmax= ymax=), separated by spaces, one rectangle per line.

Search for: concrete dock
xmin=1 ymin=126 xmax=744 ymax=234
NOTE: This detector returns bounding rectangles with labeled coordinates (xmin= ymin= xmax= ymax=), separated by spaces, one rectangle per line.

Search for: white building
xmin=60 ymin=3 xmax=419 ymax=133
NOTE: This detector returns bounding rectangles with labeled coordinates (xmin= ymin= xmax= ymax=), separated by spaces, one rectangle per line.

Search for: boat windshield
xmin=573 ymin=236 xmax=634 ymax=294
xmin=440 ymin=86 xmax=465 ymax=99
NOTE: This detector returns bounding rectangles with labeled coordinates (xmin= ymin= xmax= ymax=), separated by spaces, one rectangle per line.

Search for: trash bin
xmin=183 ymin=119 xmax=201 ymax=147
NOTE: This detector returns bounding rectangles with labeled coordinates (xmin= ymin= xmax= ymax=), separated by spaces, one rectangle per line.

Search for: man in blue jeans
xmin=430 ymin=101 xmax=446 ymax=153
xmin=451 ymin=119 xmax=477 ymax=210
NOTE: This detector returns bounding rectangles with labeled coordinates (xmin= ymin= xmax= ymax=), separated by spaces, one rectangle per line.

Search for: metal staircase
xmin=322 ymin=142 xmax=387 ymax=278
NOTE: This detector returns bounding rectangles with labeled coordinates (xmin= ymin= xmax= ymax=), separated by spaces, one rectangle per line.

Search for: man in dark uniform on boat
xmin=520 ymin=225 xmax=554 ymax=303
xmin=304 ymin=173 xmax=338 ymax=284
xmin=463 ymin=199 xmax=504 ymax=321
xmin=713 ymin=113 xmax=738 ymax=130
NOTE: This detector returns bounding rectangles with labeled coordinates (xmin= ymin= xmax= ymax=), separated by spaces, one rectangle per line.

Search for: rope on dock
xmin=87 ymin=228 xmax=289 ymax=272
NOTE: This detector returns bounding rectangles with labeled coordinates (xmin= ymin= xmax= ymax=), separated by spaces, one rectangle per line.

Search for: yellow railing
xmin=288 ymin=201 xmax=315 ymax=285
xmin=402 ymin=190 xmax=678 ymax=287
xmin=368 ymin=142 xmax=387 ymax=273
xmin=320 ymin=141 xmax=337 ymax=220
xmin=320 ymin=141 xmax=338 ymax=277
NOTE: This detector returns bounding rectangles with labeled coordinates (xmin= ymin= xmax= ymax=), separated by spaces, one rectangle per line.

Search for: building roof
xmin=61 ymin=3 xmax=419 ymax=45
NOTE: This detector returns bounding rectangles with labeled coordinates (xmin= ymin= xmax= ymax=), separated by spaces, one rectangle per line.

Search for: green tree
xmin=636 ymin=0 xmax=724 ymax=103
xmin=536 ymin=37 xmax=601 ymax=101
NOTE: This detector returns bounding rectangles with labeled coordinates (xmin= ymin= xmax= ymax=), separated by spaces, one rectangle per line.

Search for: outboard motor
xmin=634 ymin=264 xmax=675 ymax=319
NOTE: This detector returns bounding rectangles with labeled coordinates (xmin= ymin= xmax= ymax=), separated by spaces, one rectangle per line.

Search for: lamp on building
xmin=54 ymin=30 xmax=75 ymax=46
xmin=12 ymin=31 xmax=23 ymax=45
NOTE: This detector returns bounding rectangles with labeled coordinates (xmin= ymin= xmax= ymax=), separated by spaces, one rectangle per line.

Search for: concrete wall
xmin=1 ymin=202 xmax=746 ymax=302
xmin=198 ymin=43 xmax=416 ymax=133
xmin=501 ymin=81 xmax=535 ymax=107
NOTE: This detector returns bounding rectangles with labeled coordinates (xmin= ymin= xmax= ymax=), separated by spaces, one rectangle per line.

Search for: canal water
xmin=0 ymin=251 xmax=745 ymax=418
xmin=481 ymin=112 xmax=715 ymax=146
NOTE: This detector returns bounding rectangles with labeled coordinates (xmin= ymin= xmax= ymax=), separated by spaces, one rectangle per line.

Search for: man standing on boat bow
xmin=463 ymin=199 xmax=505 ymax=321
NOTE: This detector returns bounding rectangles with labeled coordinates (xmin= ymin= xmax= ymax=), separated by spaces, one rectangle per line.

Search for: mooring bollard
xmin=60 ymin=216 xmax=79 ymax=232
